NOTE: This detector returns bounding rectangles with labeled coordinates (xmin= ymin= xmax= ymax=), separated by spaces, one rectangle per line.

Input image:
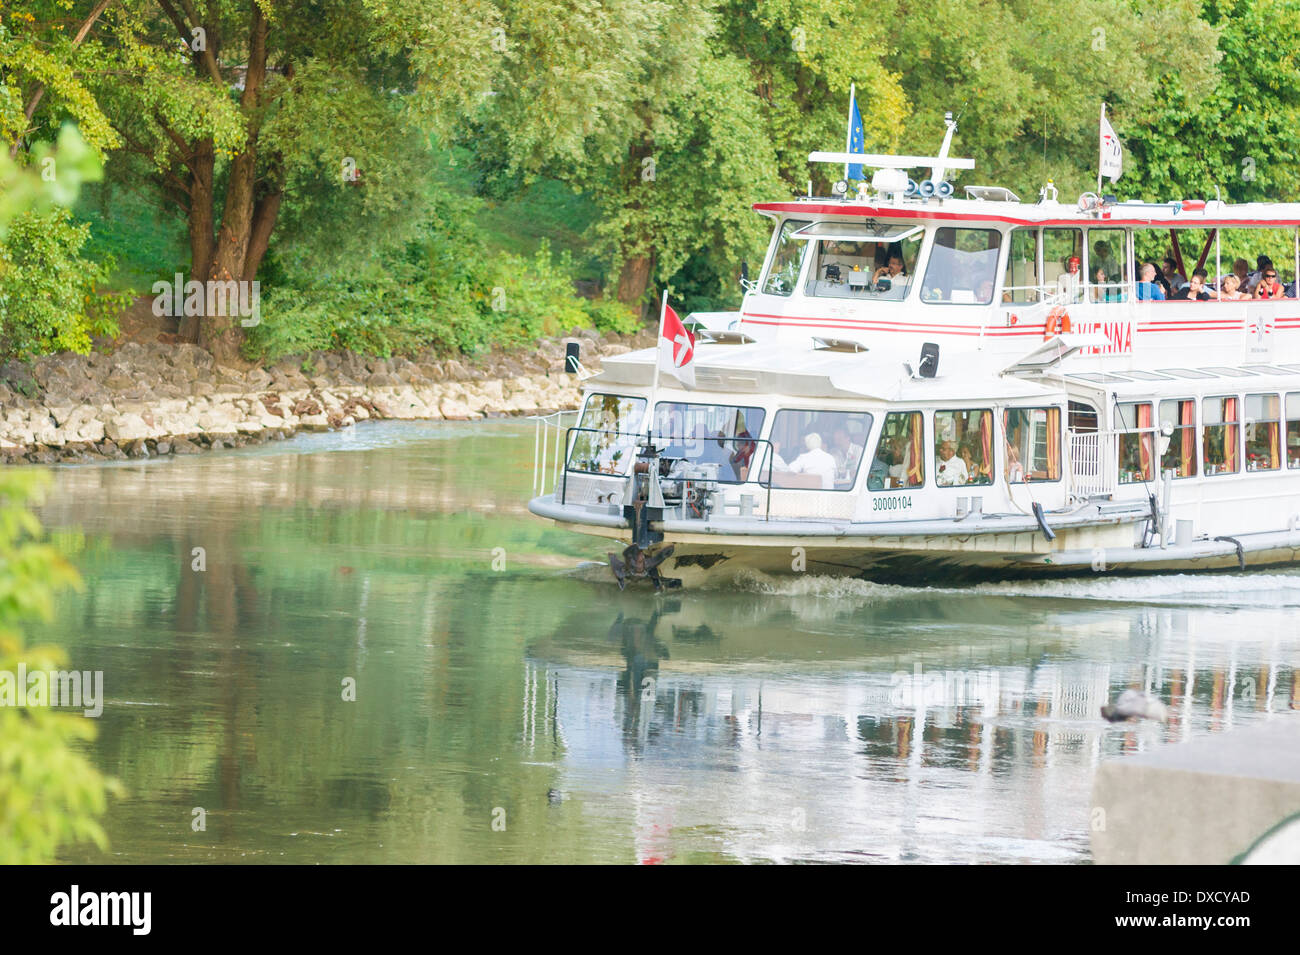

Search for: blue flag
xmin=847 ymin=89 xmax=864 ymax=181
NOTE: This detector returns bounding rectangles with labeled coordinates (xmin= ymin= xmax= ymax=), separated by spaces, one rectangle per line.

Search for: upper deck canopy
xmin=753 ymin=196 xmax=1300 ymax=230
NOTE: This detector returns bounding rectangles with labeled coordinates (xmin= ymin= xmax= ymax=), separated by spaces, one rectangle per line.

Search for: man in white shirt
xmin=935 ymin=440 xmax=968 ymax=486
xmin=787 ymin=433 xmax=837 ymax=489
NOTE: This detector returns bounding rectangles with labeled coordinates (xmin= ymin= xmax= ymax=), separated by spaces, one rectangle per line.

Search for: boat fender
xmin=1032 ymin=502 xmax=1056 ymax=542
xmin=1213 ymin=535 xmax=1246 ymax=571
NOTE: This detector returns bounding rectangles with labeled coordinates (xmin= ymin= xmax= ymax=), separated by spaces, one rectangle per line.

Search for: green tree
xmin=0 ymin=471 xmax=121 ymax=864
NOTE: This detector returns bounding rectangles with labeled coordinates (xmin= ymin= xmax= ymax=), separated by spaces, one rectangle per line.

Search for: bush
xmin=245 ymin=197 xmax=644 ymax=362
xmin=0 ymin=208 xmax=125 ymax=359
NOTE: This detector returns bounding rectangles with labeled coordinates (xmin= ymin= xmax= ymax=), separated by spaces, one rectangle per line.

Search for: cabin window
xmin=567 ymin=393 xmax=647 ymax=475
xmin=1002 ymin=228 xmax=1039 ymax=304
xmin=1068 ymin=400 xmax=1099 ymax=432
xmin=1287 ymin=394 xmax=1300 ymax=468
xmin=934 ymin=409 xmax=993 ymax=486
xmin=1202 ymin=395 xmax=1240 ymax=476
xmin=1116 ymin=401 xmax=1155 ymax=484
xmin=1159 ymin=398 xmax=1197 ymax=478
xmin=1043 ymin=228 xmax=1084 ymax=303
xmin=1244 ymin=394 xmax=1281 ymax=471
xmin=1004 ymin=407 xmax=1061 ymax=482
xmin=1087 ymin=229 xmax=1129 ymax=302
xmin=762 ymin=219 xmax=810 ymax=296
xmin=766 ymin=410 xmax=873 ymax=490
xmin=651 ymin=401 xmax=766 ymax=483
xmin=867 ymin=412 xmax=924 ymax=489
xmin=920 ymin=228 xmax=1002 ymax=305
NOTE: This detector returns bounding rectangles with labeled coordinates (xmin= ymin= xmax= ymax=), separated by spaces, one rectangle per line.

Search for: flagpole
xmin=1098 ymin=102 xmax=1105 ymax=196
xmin=845 ymin=82 xmax=856 ymax=183
xmin=649 ymin=289 xmax=667 ymax=444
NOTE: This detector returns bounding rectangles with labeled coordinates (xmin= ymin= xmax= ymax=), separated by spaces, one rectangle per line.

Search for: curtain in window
xmin=907 ymin=412 xmax=924 ymax=485
xmin=1268 ymin=420 xmax=1280 ymax=469
xmin=1180 ymin=400 xmax=1195 ymax=475
xmin=1224 ymin=397 xmax=1238 ymax=472
xmin=979 ymin=411 xmax=993 ymax=482
xmin=1137 ymin=403 xmax=1153 ymax=479
xmin=1046 ymin=407 xmax=1061 ymax=480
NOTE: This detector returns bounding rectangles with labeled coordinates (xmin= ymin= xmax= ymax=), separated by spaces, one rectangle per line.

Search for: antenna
xmin=931 ymin=113 xmax=957 ymax=187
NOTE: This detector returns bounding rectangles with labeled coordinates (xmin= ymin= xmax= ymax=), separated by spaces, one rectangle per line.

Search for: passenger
xmin=1056 ymin=256 xmax=1082 ymax=301
xmin=1136 ymin=263 xmax=1166 ymax=301
xmin=1247 ymin=255 xmax=1273 ymax=294
xmin=1254 ymin=266 xmax=1287 ymax=300
xmin=977 ymin=279 xmax=995 ymax=303
xmin=1006 ymin=444 xmax=1025 ymax=483
xmin=1092 ymin=241 xmax=1119 ymax=282
xmin=1089 ymin=265 xmax=1113 ymax=303
xmin=830 ymin=427 xmax=864 ymax=482
xmin=936 ymin=440 xmax=968 ymax=486
xmin=1162 ymin=256 xmax=1188 ymax=291
xmin=1171 ymin=268 xmax=1211 ymax=300
xmin=1218 ymin=274 xmax=1248 ymax=300
xmin=867 ymin=435 xmax=903 ymax=490
xmin=786 ymin=433 xmax=836 ymax=489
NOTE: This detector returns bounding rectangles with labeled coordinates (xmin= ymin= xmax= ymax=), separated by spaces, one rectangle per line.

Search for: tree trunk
xmin=180 ymin=137 xmax=215 ymax=342
xmin=199 ymin=5 xmax=268 ymax=364
xmin=616 ymin=255 xmax=652 ymax=306
xmin=242 ymin=187 xmax=282 ymax=283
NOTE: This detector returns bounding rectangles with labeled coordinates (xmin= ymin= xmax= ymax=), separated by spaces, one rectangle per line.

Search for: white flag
xmin=1100 ymin=107 xmax=1122 ymax=182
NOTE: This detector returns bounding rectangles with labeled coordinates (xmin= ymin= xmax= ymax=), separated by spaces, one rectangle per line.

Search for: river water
xmin=37 ymin=419 xmax=1300 ymax=863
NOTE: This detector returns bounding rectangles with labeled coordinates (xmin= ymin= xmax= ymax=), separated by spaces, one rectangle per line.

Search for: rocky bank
xmin=0 ymin=329 xmax=656 ymax=464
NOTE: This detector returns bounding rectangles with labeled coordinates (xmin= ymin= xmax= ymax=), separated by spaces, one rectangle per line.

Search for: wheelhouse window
xmin=921 ymin=228 xmax=1002 ymax=305
xmin=767 ymin=409 xmax=873 ymax=490
xmin=1288 ymin=393 xmax=1300 ymax=468
xmin=651 ymin=402 xmax=766 ymax=483
xmin=1043 ymin=228 xmax=1084 ymax=303
xmin=762 ymin=219 xmax=810 ymax=296
xmin=799 ymin=222 xmax=922 ymax=301
xmin=1002 ymin=228 xmax=1039 ymax=304
xmin=1202 ymin=395 xmax=1240 ymax=476
xmin=1087 ymin=229 xmax=1129 ymax=303
xmin=1116 ymin=401 xmax=1155 ymax=484
xmin=1159 ymin=398 xmax=1197 ymax=478
xmin=1244 ymin=394 xmax=1280 ymax=471
xmin=1004 ymin=407 xmax=1061 ymax=482
xmin=867 ymin=412 xmax=924 ymax=490
xmin=934 ymin=409 xmax=993 ymax=486
xmin=567 ymin=393 xmax=647 ymax=475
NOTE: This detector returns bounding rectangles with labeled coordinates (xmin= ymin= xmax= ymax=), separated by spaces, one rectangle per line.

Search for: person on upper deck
xmin=1246 ymin=256 xmax=1273 ymax=294
xmin=1218 ymin=274 xmax=1248 ymax=300
xmin=1136 ymin=263 xmax=1166 ymax=301
xmin=1254 ymin=265 xmax=1288 ymax=300
xmin=1093 ymin=241 xmax=1119 ymax=283
xmin=1090 ymin=265 xmax=1118 ymax=303
xmin=1162 ymin=257 xmax=1188 ymax=291
xmin=1056 ymin=256 xmax=1083 ymax=301
xmin=1171 ymin=268 xmax=1212 ymax=300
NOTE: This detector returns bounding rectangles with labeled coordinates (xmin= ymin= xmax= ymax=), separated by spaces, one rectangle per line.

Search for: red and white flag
xmin=657 ymin=301 xmax=695 ymax=388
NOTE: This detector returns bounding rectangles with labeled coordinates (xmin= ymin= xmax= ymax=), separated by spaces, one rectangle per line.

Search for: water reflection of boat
xmin=520 ymin=596 xmax=1298 ymax=863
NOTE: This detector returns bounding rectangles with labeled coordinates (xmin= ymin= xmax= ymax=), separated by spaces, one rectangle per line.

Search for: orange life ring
xmin=1044 ymin=306 xmax=1072 ymax=339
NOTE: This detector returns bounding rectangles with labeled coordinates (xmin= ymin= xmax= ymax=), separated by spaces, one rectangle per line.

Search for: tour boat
xmin=529 ymin=116 xmax=1300 ymax=587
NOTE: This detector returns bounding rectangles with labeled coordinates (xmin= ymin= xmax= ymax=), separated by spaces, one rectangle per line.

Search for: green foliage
xmin=0 ymin=470 xmax=121 ymax=864
xmin=246 ymin=195 xmax=639 ymax=362
xmin=0 ymin=207 xmax=126 ymax=359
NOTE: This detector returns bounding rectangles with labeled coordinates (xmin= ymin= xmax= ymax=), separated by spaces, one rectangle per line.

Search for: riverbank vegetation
xmin=2 ymin=1 xmax=1300 ymax=365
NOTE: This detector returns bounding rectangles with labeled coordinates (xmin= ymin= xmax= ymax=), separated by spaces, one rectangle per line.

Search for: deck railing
xmin=531 ymin=410 xmax=579 ymax=497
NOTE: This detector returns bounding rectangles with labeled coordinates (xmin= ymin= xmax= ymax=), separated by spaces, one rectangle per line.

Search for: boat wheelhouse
xmin=529 ymin=120 xmax=1300 ymax=586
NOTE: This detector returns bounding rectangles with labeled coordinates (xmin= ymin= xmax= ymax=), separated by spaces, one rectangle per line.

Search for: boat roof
xmin=594 ymin=341 xmax=1061 ymax=403
xmin=754 ymin=196 xmax=1300 ymax=230
xmin=1044 ymin=362 xmax=1300 ymax=399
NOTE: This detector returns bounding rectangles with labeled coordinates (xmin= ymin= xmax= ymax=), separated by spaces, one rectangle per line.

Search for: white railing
xmin=531 ymin=410 xmax=579 ymax=497
xmin=1067 ymin=429 xmax=1116 ymax=500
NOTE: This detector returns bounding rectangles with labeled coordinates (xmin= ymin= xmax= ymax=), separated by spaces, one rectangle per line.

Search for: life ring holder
xmin=1044 ymin=305 xmax=1072 ymax=339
